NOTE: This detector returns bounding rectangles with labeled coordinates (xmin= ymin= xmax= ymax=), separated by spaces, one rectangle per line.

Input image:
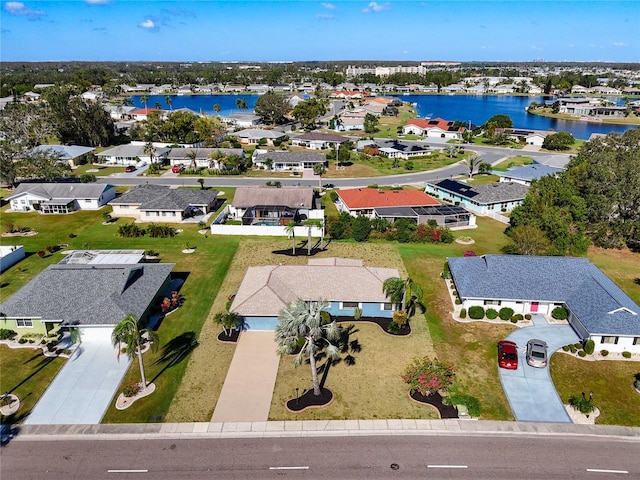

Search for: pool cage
xmin=241 ymin=205 xmax=303 ymax=226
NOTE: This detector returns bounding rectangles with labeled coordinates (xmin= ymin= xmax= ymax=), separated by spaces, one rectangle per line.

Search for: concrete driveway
xmin=499 ymin=315 xmax=580 ymax=423
xmin=24 ymin=340 xmax=130 ymax=425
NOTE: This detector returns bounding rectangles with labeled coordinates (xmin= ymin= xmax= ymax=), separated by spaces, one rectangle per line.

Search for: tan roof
xmin=232 ymin=186 xmax=314 ymax=208
xmin=230 ymin=261 xmax=400 ymax=316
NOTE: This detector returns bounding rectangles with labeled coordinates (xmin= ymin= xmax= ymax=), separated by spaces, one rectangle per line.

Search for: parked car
xmin=171 ymin=164 xmax=184 ymax=173
xmin=497 ymin=340 xmax=518 ymax=370
xmin=125 ymin=165 xmax=136 ymax=173
xmin=526 ymin=339 xmax=548 ymax=368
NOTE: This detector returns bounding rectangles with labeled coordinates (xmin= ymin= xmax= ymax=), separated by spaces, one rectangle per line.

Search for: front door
xmin=530 ymin=302 xmax=539 ymax=313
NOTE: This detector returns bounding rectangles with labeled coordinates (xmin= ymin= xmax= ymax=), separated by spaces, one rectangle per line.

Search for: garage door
xmin=79 ymin=326 xmax=114 ymax=343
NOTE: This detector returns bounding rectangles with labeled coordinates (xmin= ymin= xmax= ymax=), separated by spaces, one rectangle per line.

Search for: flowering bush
xmin=463 ymin=250 xmax=476 ymax=257
xmin=402 ymin=357 xmax=455 ymax=396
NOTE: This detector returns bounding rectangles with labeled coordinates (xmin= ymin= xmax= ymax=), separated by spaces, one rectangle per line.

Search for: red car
xmin=171 ymin=164 xmax=184 ymax=173
xmin=497 ymin=340 xmax=518 ymax=370
xmin=125 ymin=165 xmax=136 ymax=173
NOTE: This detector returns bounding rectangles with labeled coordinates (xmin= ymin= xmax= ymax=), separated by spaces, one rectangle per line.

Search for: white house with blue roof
xmin=496 ymin=164 xmax=564 ymax=186
xmin=448 ymin=255 xmax=640 ymax=354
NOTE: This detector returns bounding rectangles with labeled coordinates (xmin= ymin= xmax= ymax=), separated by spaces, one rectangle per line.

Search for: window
xmin=600 ymin=336 xmax=618 ymax=344
xmin=342 ymin=302 xmax=359 ymax=309
xmin=484 ymin=300 xmax=501 ymax=306
xmin=16 ymin=319 xmax=33 ymax=328
xmin=382 ymin=303 xmax=393 ymax=311
xmin=633 ymin=337 xmax=639 ymax=346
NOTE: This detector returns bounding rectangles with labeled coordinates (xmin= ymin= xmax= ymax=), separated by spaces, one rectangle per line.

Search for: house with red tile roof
xmin=130 ymin=107 xmax=167 ymax=121
xmin=336 ymin=187 xmax=439 ymax=218
xmin=402 ymin=117 xmax=465 ymax=140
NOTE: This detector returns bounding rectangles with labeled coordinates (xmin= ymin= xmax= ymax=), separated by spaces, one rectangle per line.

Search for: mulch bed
xmin=409 ymin=390 xmax=459 ymax=419
xmin=332 ymin=316 xmax=411 ymax=336
xmin=286 ymin=387 xmax=333 ymax=412
xmin=217 ymin=329 xmax=240 ymax=343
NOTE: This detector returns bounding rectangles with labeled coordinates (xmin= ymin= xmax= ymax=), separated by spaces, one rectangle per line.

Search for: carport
xmin=499 ymin=315 xmax=580 ymax=423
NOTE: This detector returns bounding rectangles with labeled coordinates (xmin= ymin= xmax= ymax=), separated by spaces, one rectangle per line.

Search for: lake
xmin=130 ymin=94 xmax=637 ymax=140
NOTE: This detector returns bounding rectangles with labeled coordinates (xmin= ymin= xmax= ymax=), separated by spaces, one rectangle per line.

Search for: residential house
xmin=374 ymin=204 xmax=476 ymax=229
xmin=222 ymin=84 xmax=246 ymax=93
xmin=129 ymin=107 xmax=167 ymax=121
xmin=104 ymin=105 xmax=136 ymax=121
xmin=109 ymin=184 xmax=220 ymax=223
xmin=80 ymin=90 xmax=103 ymax=102
xmin=31 ymin=145 xmax=95 ymax=167
xmin=290 ymin=132 xmax=351 ymax=150
xmin=358 ymin=139 xmax=433 ymax=159
xmin=223 ymin=113 xmax=262 ymax=128
xmin=226 ymin=186 xmax=318 ymax=225
xmin=7 ymin=183 xmax=116 ymax=214
xmin=167 ymin=148 xmax=245 ymax=170
xmin=402 ymin=117 xmax=465 ymax=140
xmin=504 ymin=128 xmax=551 ymax=146
xmin=336 ymin=187 xmax=439 ymax=219
xmin=0 ymin=259 xmax=174 ymax=341
xmin=252 ymin=150 xmax=326 ymax=172
xmin=496 ymin=164 xmax=564 ymax=186
xmin=247 ymin=84 xmax=270 ymax=94
xmin=425 ymin=179 xmax=529 ymax=215
xmin=448 ymin=255 xmax=640 ymax=354
xmin=0 ymin=245 xmax=25 ymax=273
xmin=94 ymin=144 xmax=170 ymax=166
xmin=230 ymin=258 xmax=400 ymax=330
xmin=233 ymin=129 xmax=287 ymax=146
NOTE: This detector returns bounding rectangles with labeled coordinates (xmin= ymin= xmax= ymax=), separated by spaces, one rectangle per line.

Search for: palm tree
xmin=285 ymin=221 xmax=296 ymax=255
xmin=153 ymin=101 xmax=161 ymax=110
xmin=112 ymin=313 xmax=159 ymax=389
xmin=236 ymin=98 xmax=248 ymax=111
xmin=140 ymin=95 xmax=149 ymax=110
xmin=165 ymin=95 xmax=173 ymax=111
xmin=464 ymin=154 xmax=483 ymax=178
xmin=213 ymin=103 xmax=221 ymax=115
xmin=143 ymin=141 xmax=156 ymax=164
xmin=275 ymin=299 xmax=341 ymax=396
xmin=382 ymin=277 xmax=424 ymax=316
xmin=313 ymin=162 xmax=326 ymax=191
xmin=185 ymin=149 xmax=198 ymax=170
xmin=303 ymin=219 xmax=320 ymax=255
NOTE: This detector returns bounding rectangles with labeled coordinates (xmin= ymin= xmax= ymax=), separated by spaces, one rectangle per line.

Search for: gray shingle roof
xmin=232 ymin=186 xmax=315 ymax=209
xmin=95 ymin=145 xmax=170 ymax=158
xmin=432 ymin=179 xmax=529 ymax=204
xmin=497 ymin=164 xmax=563 ymax=182
xmin=0 ymin=263 xmax=174 ymax=326
xmin=253 ymin=150 xmax=326 ymax=164
xmin=109 ymin=184 xmax=219 ymax=210
xmin=448 ymin=255 xmax=640 ymax=336
xmin=7 ymin=183 xmax=114 ymax=201
xmin=167 ymin=148 xmax=244 ymax=160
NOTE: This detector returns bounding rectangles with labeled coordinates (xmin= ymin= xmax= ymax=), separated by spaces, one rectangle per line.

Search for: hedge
xmin=468 ymin=306 xmax=485 ymax=320
xmin=486 ymin=309 xmax=498 ymax=320
xmin=459 ymin=308 xmax=467 ymax=319
xmin=552 ymin=306 xmax=568 ymax=320
xmin=498 ymin=307 xmax=514 ymax=320
xmin=583 ymin=339 xmax=595 ymax=355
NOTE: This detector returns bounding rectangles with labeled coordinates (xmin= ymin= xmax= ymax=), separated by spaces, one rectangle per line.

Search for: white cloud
xmin=612 ymin=42 xmax=628 ymax=47
xmin=139 ymin=19 xmax=156 ymax=29
xmin=321 ymin=2 xmax=336 ymax=9
xmin=362 ymin=2 xmax=391 ymax=13
xmin=85 ymin=0 xmax=110 ymax=4
xmin=316 ymin=13 xmax=334 ymax=20
xmin=4 ymin=1 xmax=45 ymax=17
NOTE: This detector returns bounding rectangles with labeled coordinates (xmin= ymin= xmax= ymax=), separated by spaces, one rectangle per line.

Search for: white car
xmin=526 ymin=339 xmax=548 ymax=368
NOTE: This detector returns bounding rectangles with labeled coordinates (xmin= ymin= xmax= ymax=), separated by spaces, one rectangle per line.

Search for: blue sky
xmin=2 ymin=1 xmax=639 ymax=62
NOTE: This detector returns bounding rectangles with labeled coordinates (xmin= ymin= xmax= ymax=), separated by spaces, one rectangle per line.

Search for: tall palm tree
xmin=313 ymin=162 xmax=326 ymax=191
xmin=236 ymin=98 xmax=248 ymax=111
xmin=302 ymin=219 xmax=320 ymax=256
xmin=140 ymin=95 xmax=149 ymax=110
xmin=153 ymin=101 xmax=162 ymax=110
xmin=112 ymin=313 xmax=159 ymax=388
xmin=275 ymin=299 xmax=341 ymax=396
xmin=165 ymin=95 xmax=173 ymax=110
xmin=143 ymin=141 xmax=156 ymax=164
xmin=213 ymin=103 xmax=221 ymax=115
xmin=285 ymin=221 xmax=296 ymax=255
xmin=185 ymin=149 xmax=198 ymax=170
xmin=464 ymin=154 xmax=483 ymax=178
xmin=382 ymin=277 xmax=423 ymax=316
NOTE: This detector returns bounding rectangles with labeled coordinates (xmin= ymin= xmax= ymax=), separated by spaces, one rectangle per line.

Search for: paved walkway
xmin=25 ymin=340 xmax=131 ymax=425
xmin=211 ymin=331 xmax=280 ymax=423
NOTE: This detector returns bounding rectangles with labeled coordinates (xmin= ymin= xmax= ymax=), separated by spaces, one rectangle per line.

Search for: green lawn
xmin=491 ymin=156 xmax=533 ymax=172
xmin=0 ymin=345 xmax=66 ymax=424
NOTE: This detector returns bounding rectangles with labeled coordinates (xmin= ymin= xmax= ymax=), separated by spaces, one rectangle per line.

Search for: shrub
xmin=468 ymin=306 xmax=485 ymax=319
xmin=0 ymin=329 xmax=17 ymax=340
xmin=37 ymin=250 xmax=46 ymax=258
xmin=18 ymin=337 xmax=28 ymax=344
xmin=551 ymin=306 xmax=568 ymax=320
xmin=402 ymin=357 xmax=455 ymax=396
xmin=512 ymin=314 xmax=523 ymax=321
xmin=122 ymin=383 xmax=141 ymax=398
xmin=578 ymin=350 xmax=587 ymax=357
xmin=145 ymin=250 xmax=159 ymax=257
xmin=622 ymin=351 xmax=632 ymax=359
xmin=574 ymin=343 xmax=582 ymax=349
xmin=463 ymin=250 xmax=476 ymax=257
xmin=583 ymin=339 xmax=595 ymax=355
xmin=600 ymin=349 xmax=609 ymax=357
xmin=147 ymin=223 xmax=176 ymax=238
xmin=570 ymin=345 xmax=577 ymax=353
xmin=510 ymin=318 xmax=518 ymax=323
xmin=118 ymin=223 xmax=145 ymax=238
xmin=569 ymin=392 xmax=596 ymax=415
xmin=524 ymin=314 xmax=532 ymax=320
xmin=455 ymin=299 xmax=461 ymax=305
xmin=392 ymin=310 xmax=407 ymax=326
xmin=446 ymin=393 xmax=481 ymax=418
xmin=498 ymin=307 xmax=514 ymax=320
xmin=459 ymin=308 xmax=466 ymax=319
xmin=486 ymin=309 xmax=498 ymax=320
xmin=562 ymin=345 xmax=570 ymax=352
xmin=68 ymin=233 xmax=76 ymax=238
xmin=387 ymin=321 xmax=402 ymax=334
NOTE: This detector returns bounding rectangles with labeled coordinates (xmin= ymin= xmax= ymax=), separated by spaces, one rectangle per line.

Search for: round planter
xmin=0 ymin=394 xmax=20 ymax=416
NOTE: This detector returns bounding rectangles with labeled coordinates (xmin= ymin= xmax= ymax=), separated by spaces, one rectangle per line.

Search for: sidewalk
xmin=210 ymin=331 xmax=280 ymax=423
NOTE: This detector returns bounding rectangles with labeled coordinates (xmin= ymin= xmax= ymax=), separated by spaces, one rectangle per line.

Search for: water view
xmin=131 ymin=94 xmax=637 ymax=140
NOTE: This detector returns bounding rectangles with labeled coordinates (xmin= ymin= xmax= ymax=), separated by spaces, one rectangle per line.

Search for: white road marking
xmin=427 ymin=465 xmax=468 ymax=469
xmin=269 ymin=466 xmax=310 ymax=470
xmin=586 ymin=468 xmax=628 ymax=474
xmin=107 ymin=470 xmax=149 ymax=473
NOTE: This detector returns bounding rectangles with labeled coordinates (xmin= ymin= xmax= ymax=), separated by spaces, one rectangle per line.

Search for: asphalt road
xmin=3 ymin=435 xmax=638 ymax=479
xmin=95 ymin=145 xmax=569 ymax=189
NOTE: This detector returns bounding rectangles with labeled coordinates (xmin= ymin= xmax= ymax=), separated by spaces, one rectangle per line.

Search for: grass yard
xmin=491 ymin=156 xmax=533 ymax=172
xmin=461 ymin=174 xmax=501 ymax=185
xmin=550 ymin=354 xmax=640 ymax=426
xmin=0 ymin=345 xmax=66 ymax=424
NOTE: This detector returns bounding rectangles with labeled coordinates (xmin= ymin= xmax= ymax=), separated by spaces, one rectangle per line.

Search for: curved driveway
xmin=499 ymin=315 xmax=579 ymax=423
